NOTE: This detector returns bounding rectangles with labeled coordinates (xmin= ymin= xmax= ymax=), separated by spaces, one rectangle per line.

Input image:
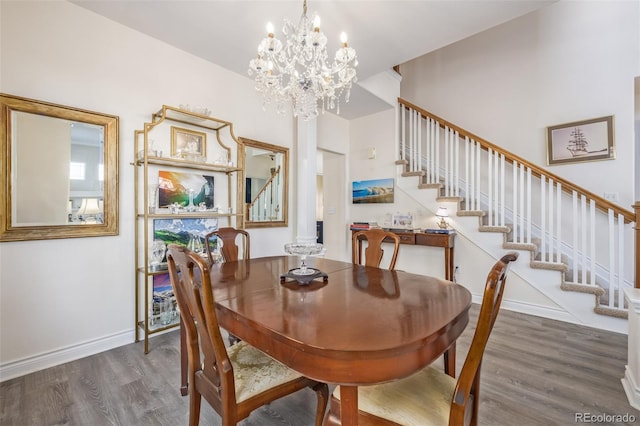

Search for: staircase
xmin=395 ymin=98 xmax=636 ymax=332
xmin=246 ymin=165 xmax=283 ymax=222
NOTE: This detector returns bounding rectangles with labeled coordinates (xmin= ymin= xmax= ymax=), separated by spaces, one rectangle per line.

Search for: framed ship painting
xmin=352 ymin=178 xmax=394 ymax=204
xmin=546 ymin=116 xmax=614 ymax=165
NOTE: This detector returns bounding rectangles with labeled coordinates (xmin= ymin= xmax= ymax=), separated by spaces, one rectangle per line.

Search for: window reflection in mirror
xmin=11 ymin=112 xmax=105 ymax=226
xmin=239 ymin=137 xmax=288 ymax=228
xmin=1 ymin=93 xmax=119 ymax=241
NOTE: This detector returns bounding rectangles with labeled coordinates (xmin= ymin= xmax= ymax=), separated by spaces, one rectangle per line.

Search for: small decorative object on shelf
xmin=187 ymin=231 xmax=204 ymax=254
xmin=148 ymin=184 xmax=159 ymax=213
xmin=178 ymin=104 xmax=212 ymax=116
xmin=159 ymin=298 xmax=173 ymax=325
xmin=281 ymin=242 xmax=328 ymax=284
xmin=186 ymin=188 xmax=197 ymax=212
xmin=149 ymin=239 xmax=167 ymax=271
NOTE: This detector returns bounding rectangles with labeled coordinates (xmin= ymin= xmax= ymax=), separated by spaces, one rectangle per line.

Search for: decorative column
xmin=295 ymin=117 xmax=318 ymax=244
xmin=634 ymin=202 xmax=639 ymax=289
xmin=622 ymin=287 xmax=640 ymax=410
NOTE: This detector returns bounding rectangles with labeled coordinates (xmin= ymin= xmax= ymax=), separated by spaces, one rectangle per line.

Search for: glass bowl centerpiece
xmin=282 ymin=242 xmax=328 ymax=284
xmin=284 ymin=242 xmax=325 ymax=275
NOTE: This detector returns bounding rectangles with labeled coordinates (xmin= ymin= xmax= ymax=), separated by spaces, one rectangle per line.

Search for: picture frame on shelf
xmin=391 ymin=214 xmax=412 ymax=228
xmin=546 ymin=116 xmax=614 ymax=165
xmin=171 ymin=126 xmax=206 ymax=157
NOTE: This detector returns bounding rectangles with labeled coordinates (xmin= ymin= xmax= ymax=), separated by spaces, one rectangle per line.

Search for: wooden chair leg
xmin=312 ymin=382 xmax=329 ymax=426
xmin=180 ymin=316 xmax=189 ymax=395
xmin=189 ymin=387 xmax=202 ymax=426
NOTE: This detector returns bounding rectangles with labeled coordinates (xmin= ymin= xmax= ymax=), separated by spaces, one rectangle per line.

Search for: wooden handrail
xmin=248 ymin=165 xmax=281 ymax=209
xmin=399 ymin=98 xmax=635 ymax=223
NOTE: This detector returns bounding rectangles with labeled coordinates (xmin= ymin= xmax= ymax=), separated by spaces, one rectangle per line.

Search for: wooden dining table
xmin=179 ymin=255 xmax=472 ymax=425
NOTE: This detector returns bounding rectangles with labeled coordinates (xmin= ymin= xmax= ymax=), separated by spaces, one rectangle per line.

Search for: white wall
xmin=0 ymin=1 xmax=300 ymax=379
xmin=348 ymin=110 xmax=560 ymax=311
xmin=400 ymin=0 xmax=638 ymax=209
xmin=346 ymin=0 xmax=640 ymax=323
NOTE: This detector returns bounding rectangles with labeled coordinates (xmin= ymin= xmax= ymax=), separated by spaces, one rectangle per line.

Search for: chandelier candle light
xmin=248 ymin=0 xmax=358 ymax=120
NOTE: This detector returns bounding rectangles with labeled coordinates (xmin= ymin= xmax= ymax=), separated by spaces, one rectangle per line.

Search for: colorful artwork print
xmin=152 ymin=218 xmax=218 ymax=319
xmin=352 ymin=178 xmax=394 ymax=204
xmin=153 ymin=273 xmax=173 ymax=295
xmin=158 ymin=171 xmax=214 ymax=208
xmin=152 ymin=273 xmax=178 ymax=325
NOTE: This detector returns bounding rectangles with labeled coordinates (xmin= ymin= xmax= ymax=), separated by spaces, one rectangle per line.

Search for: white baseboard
xmin=471 ymin=294 xmax=576 ymax=323
xmin=622 ymin=366 xmax=640 ymax=411
xmin=0 ymin=329 xmax=135 ymax=382
xmin=470 ymin=294 xmax=628 ymax=334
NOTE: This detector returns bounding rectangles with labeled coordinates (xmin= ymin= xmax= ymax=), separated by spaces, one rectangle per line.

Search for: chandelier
xmin=248 ymin=0 xmax=358 ymax=120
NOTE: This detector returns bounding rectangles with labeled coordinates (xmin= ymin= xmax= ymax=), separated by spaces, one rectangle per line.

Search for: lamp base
xmin=437 ymin=218 xmax=449 ymax=229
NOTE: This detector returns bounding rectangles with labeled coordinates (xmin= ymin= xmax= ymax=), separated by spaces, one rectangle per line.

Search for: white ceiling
xmin=72 ymin=0 xmax=554 ymax=119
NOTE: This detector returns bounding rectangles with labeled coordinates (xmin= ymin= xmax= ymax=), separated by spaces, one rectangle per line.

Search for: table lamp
xmin=436 ymin=207 xmax=449 ymax=229
xmin=78 ymin=198 xmax=102 ymax=223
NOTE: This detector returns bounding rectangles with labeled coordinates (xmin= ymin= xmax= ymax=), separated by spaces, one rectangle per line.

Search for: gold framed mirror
xmin=239 ymin=137 xmax=288 ymax=228
xmin=0 ymin=93 xmax=119 ymax=241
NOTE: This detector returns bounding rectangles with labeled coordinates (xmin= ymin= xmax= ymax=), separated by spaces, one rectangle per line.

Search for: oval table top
xmin=210 ymin=256 xmax=472 ymax=386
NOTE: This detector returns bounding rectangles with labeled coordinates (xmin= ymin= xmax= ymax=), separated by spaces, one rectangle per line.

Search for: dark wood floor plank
xmin=1 ymin=305 xmax=638 ymax=425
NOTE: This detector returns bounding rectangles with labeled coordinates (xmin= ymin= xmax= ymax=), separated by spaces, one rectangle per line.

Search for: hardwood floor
xmin=1 ymin=305 xmax=638 ymax=425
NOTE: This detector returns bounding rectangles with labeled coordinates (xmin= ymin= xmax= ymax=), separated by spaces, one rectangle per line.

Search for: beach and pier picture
xmin=352 ymin=178 xmax=394 ymax=204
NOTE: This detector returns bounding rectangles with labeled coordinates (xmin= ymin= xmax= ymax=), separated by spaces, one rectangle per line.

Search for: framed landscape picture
xmin=546 ymin=116 xmax=614 ymax=165
xmin=352 ymin=178 xmax=394 ymax=204
xmin=153 ymin=218 xmax=219 ymax=252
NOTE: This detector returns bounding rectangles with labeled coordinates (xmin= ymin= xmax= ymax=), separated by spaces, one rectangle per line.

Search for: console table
xmin=352 ymin=229 xmax=456 ymax=280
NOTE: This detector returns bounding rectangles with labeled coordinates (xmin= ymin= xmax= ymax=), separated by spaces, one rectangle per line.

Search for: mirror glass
xmin=239 ymin=137 xmax=288 ymax=228
xmin=1 ymin=94 xmax=119 ymax=241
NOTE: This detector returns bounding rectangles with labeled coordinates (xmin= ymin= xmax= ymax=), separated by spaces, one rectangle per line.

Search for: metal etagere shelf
xmin=133 ymin=106 xmax=244 ymax=353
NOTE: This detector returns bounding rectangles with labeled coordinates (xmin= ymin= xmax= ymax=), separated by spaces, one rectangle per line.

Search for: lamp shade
xmin=77 ymin=198 xmax=101 ymax=215
xmin=436 ymin=207 xmax=449 ymax=218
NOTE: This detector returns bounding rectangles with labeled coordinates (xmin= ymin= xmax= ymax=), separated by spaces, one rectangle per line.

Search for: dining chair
xmin=352 ymin=228 xmax=401 ymax=270
xmin=204 ymin=227 xmax=250 ymax=265
xmin=205 ymin=227 xmax=249 ymax=345
xmin=327 ymin=252 xmax=519 ymax=426
xmin=167 ymin=244 xmax=329 ymax=426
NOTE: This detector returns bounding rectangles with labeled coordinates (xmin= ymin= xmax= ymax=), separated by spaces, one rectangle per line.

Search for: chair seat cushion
xmin=333 ymin=366 xmax=457 ymax=425
xmin=228 ymin=341 xmax=303 ymax=402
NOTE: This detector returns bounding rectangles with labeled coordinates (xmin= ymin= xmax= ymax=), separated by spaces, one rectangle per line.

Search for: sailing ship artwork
xmin=565 ymin=127 xmax=594 ymax=157
xmin=546 ymin=115 xmax=614 ymax=165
